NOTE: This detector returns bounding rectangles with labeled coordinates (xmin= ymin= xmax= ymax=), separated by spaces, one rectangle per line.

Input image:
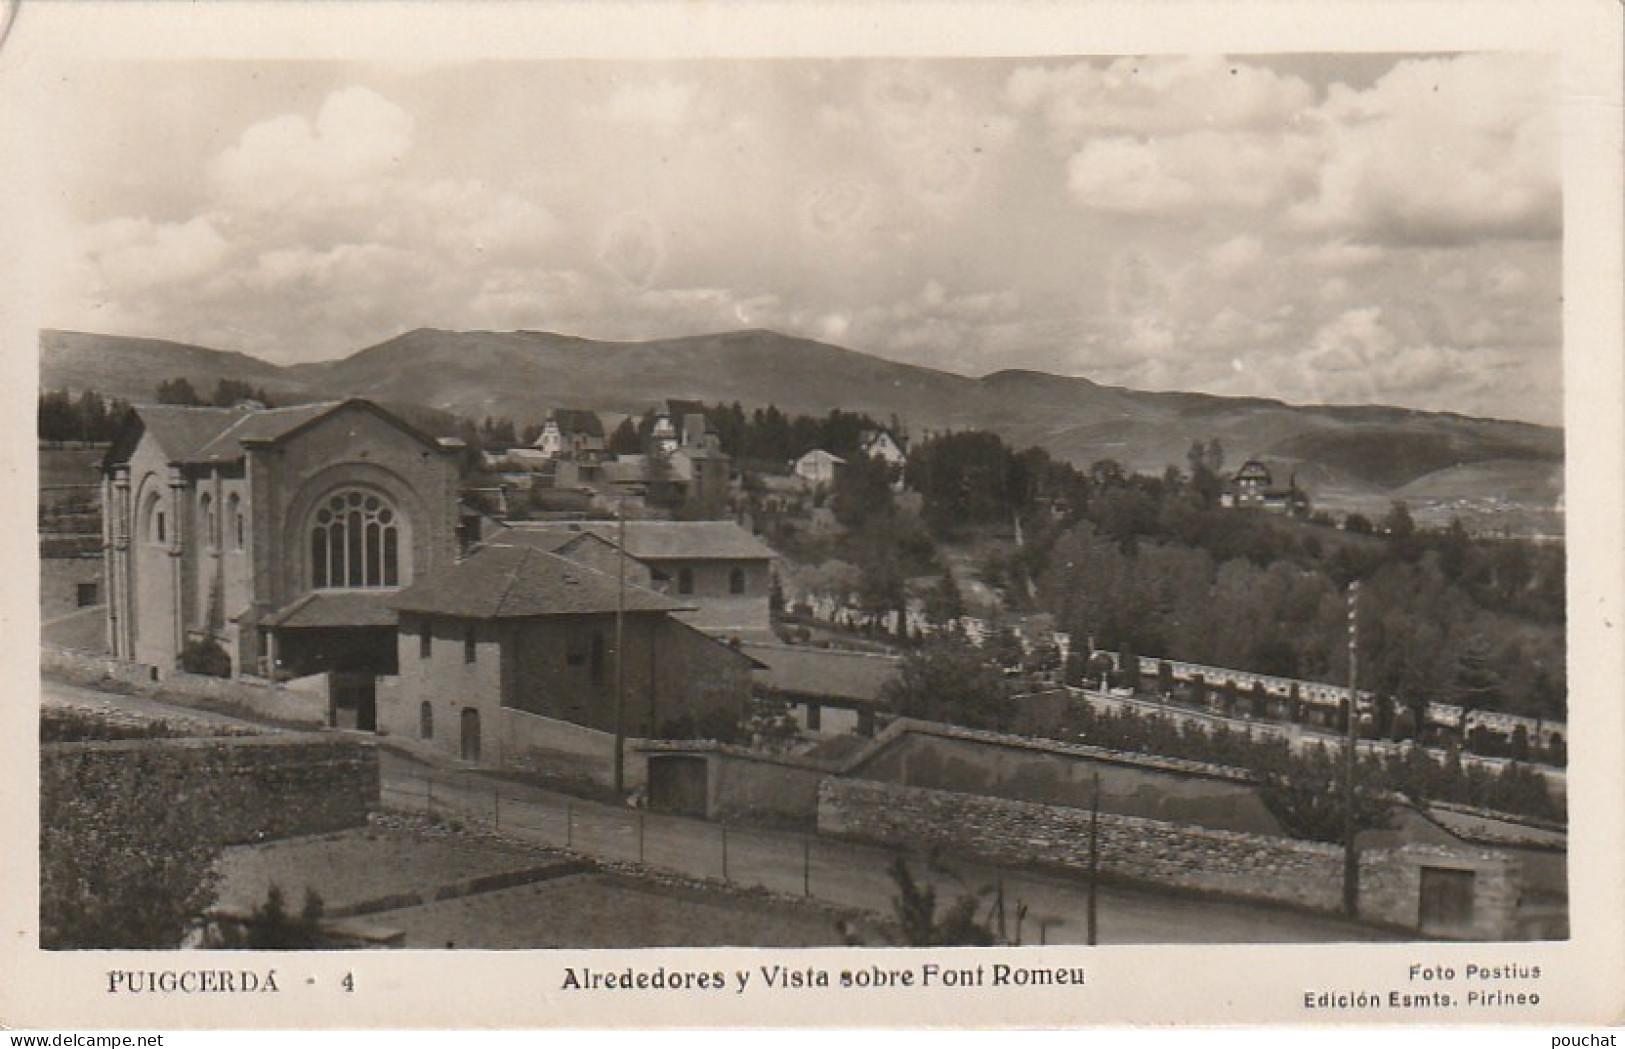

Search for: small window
xmin=419 ymin=701 xmax=434 ymax=740
xmin=419 ymin=628 xmax=432 ymax=659
xmin=589 ymin=631 xmax=606 ymax=685
xmin=75 ymin=582 xmax=99 ymax=608
xmin=464 ymin=625 xmax=477 ymax=664
xmin=228 ymin=493 xmax=244 ymax=550
xmin=155 ymin=510 xmax=166 ymax=545
xmin=678 ymin=567 xmax=694 ymax=595
xmin=729 ymin=566 xmax=746 ymax=595
xmin=200 ymin=493 xmax=216 ymax=549
xmin=806 ymin=702 xmax=822 ymax=732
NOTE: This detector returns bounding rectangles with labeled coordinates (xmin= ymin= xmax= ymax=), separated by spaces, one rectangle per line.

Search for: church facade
xmin=100 ymin=399 xmax=464 ymax=695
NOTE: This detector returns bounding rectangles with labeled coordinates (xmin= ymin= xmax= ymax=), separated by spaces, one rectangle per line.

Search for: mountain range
xmin=39 ymin=327 xmax=1564 ymax=520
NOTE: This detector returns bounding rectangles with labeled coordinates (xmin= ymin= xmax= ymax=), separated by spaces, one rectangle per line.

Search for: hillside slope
xmin=39 ymin=327 xmax=1563 ymax=511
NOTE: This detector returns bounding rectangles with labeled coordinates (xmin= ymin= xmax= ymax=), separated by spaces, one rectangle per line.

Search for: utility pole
xmin=1087 ymin=770 xmax=1100 ymax=945
xmin=613 ymin=499 xmax=628 ymax=795
xmin=1342 ymin=581 xmax=1360 ymax=917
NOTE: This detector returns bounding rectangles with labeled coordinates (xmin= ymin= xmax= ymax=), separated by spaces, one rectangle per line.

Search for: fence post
xmin=803 ymin=837 xmax=811 ymax=897
xmin=566 ymin=803 xmax=574 ymax=849
xmin=638 ymin=811 xmax=646 ymax=864
xmin=426 ymin=775 xmax=434 ymax=815
xmin=493 ymin=786 xmax=501 ymax=831
xmin=721 ymin=825 xmax=729 ymax=882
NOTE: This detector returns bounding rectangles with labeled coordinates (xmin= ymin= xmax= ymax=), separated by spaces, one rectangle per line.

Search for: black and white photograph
xmin=4 ymin=0 xmax=1622 ymax=1031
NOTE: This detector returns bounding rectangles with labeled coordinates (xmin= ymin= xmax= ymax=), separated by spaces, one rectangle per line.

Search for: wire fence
xmin=380 ymin=770 xmax=822 ymax=898
xmin=378 ymin=769 xmax=1086 ymax=945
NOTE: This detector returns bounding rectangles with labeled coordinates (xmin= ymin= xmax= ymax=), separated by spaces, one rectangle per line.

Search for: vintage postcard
xmin=2 ymin=0 xmax=1621 ymax=1031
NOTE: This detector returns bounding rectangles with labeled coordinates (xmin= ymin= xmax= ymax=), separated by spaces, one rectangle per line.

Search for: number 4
xmin=342 ymin=972 xmax=355 ymax=993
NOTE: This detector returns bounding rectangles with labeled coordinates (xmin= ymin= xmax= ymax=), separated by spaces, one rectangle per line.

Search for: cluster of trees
xmin=673 ymin=403 xmax=897 ymax=472
xmin=1035 ymin=518 xmax=1564 ymax=721
xmin=154 ymin=376 xmax=276 ymax=408
xmin=905 ymin=431 xmax=1089 ymax=538
xmin=883 ymin=427 xmax=1565 ymax=724
xmin=39 ymin=377 xmax=287 ymax=446
xmin=37 ymin=388 xmax=135 ymax=445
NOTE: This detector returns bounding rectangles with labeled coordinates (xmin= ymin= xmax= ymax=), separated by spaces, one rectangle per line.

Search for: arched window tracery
xmin=310 ymin=489 xmax=402 ymax=589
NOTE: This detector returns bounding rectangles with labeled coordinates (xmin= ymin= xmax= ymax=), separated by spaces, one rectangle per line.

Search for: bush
xmin=886 ymin=858 xmax=996 ymax=946
xmin=204 ymin=885 xmax=329 ymax=949
xmin=40 ymin=794 xmax=218 ymax=949
xmin=180 ymin=637 xmax=232 ymax=678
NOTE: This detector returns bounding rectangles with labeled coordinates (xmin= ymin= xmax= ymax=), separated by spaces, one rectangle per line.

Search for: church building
xmin=100 ymin=399 xmax=465 ymax=715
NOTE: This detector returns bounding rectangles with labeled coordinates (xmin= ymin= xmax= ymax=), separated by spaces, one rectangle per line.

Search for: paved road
xmin=41 ymin=676 xmax=1396 ymax=945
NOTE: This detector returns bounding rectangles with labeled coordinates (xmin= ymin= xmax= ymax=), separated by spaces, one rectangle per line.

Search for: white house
xmin=793 ymin=449 xmax=845 ymax=487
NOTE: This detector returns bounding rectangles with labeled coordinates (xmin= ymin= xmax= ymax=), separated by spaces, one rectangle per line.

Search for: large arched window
xmin=310 ymin=489 xmax=401 ymax=588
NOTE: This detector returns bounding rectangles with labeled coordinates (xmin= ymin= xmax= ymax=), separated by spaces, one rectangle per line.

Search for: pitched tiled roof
xmin=739 ymin=641 xmax=903 ymax=703
xmin=114 ymin=400 xmax=444 ymax=467
xmin=126 ymin=405 xmax=244 ymax=464
xmin=262 ymin=591 xmax=399 ymax=629
xmin=187 ymin=402 xmax=345 ymax=463
xmin=391 ymin=545 xmax=689 ymax=618
xmin=503 ymin=520 xmax=776 ymax=562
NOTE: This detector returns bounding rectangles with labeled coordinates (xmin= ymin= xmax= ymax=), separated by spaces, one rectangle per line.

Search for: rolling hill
xmin=39 ymin=326 xmax=1564 ymax=514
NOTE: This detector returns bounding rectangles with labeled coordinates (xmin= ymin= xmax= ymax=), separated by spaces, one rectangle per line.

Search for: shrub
xmin=40 ymin=792 xmax=218 ymax=949
xmin=180 ymin=637 xmax=232 ymax=678
xmin=886 ymin=858 xmax=996 ymax=946
xmin=204 ymin=885 xmax=329 ymax=949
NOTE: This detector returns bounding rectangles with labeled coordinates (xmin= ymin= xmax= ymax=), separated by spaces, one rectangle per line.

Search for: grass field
xmin=215 ymin=817 xmax=867 ymax=949
xmin=39 ymin=444 xmax=106 ymax=489
xmin=380 ymin=871 xmax=857 ymax=948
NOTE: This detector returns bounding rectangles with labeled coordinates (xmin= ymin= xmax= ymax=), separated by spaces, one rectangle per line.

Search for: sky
xmin=42 ymin=53 xmax=1562 ymax=425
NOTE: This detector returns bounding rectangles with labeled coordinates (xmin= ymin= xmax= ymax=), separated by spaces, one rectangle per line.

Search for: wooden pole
xmin=613 ymin=501 xmax=628 ymax=794
xmin=1087 ymin=770 xmax=1100 ymax=946
xmin=1343 ymin=581 xmax=1361 ymax=917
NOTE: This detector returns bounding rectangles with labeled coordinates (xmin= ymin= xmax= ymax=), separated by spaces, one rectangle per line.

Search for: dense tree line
xmin=155 ymin=376 xmax=276 ymax=408
xmin=692 ymin=402 xmax=897 ymax=471
xmin=886 ymin=427 xmax=1563 ymax=722
xmin=38 ymin=389 xmax=135 ymax=445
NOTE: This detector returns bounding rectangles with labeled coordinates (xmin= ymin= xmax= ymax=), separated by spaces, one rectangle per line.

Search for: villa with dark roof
xmin=499 ymin=519 xmax=778 ymax=639
xmin=384 ymin=540 xmax=757 ymax=763
xmin=1221 ymin=459 xmax=1310 ymax=516
xmin=100 ymin=398 xmax=465 ymax=725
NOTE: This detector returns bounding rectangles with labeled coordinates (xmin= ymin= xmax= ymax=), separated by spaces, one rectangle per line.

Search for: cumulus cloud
xmin=83 ymin=216 xmax=230 ymax=292
xmin=1289 ymin=53 xmax=1559 ymax=244
xmin=67 ymin=85 xmax=562 ymax=359
xmin=48 ymin=57 xmax=1562 ymax=424
xmin=1007 ymin=55 xmax=1317 ymax=141
xmin=209 ymin=86 xmax=414 ymax=205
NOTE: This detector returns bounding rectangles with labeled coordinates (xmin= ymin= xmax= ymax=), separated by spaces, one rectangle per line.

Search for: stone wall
xmin=42 ymin=734 xmax=379 ymax=847
xmin=818 ymin=778 xmax=1521 ymax=937
xmin=40 ymin=556 xmax=104 ymax=620
xmin=845 ymin=718 xmax=1282 ymax=835
xmin=41 ymin=644 xmax=329 ymax=725
xmin=642 ymin=743 xmax=829 ymax=826
xmin=497 ymin=706 xmax=649 ymax=790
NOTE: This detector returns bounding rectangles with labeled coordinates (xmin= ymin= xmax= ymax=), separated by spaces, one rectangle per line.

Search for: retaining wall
xmin=844 ymin=718 xmax=1282 ymax=835
xmin=818 ymin=777 xmax=1521 ymax=938
xmin=496 ymin=706 xmax=649 ymax=790
xmin=41 ymin=644 xmax=328 ymax=725
xmin=42 ymin=734 xmax=379 ymax=846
